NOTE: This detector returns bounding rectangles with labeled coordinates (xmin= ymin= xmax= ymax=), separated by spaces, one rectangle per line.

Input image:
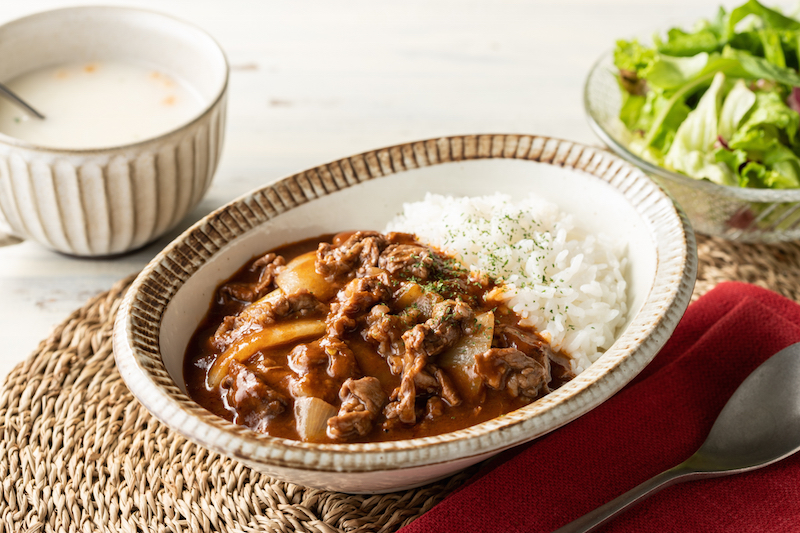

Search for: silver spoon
xmin=555 ymin=341 xmax=800 ymax=533
xmin=0 ymin=82 xmax=45 ymax=120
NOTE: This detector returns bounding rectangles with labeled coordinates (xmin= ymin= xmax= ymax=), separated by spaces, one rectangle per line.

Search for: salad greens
xmin=614 ymin=0 xmax=800 ymax=189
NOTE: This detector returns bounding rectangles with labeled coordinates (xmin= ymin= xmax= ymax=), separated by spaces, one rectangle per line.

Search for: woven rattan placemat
xmin=2 ymin=235 xmax=800 ymax=533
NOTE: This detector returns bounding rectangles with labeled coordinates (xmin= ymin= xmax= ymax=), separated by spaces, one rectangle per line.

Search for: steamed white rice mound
xmin=385 ymin=192 xmax=628 ymax=374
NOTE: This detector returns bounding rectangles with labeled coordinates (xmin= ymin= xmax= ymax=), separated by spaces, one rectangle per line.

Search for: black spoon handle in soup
xmin=0 ymin=82 xmax=45 ymax=119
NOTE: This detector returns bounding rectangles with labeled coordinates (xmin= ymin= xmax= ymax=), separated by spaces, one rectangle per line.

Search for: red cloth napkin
xmin=399 ymin=282 xmax=800 ymax=533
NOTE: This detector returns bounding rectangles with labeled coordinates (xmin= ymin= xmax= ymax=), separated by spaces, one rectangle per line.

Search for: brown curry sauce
xmin=184 ymin=231 xmax=574 ymax=443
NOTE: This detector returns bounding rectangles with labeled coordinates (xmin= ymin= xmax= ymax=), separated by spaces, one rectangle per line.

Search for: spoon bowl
xmin=696 ymin=343 xmax=800 ymax=473
xmin=557 ymin=341 xmax=800 ymax=532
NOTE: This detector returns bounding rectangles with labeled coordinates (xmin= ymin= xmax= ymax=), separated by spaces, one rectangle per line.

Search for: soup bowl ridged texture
xmin=113 ymin=134 xmax=696 ymax=493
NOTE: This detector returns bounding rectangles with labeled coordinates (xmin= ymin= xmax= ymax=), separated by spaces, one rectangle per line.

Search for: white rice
xmin=385 ymin=192 xmax=628 ymax=374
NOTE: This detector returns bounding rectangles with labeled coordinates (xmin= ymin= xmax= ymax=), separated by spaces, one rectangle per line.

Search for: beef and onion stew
xmin=185 ymin=231 xmax=575 ymax=443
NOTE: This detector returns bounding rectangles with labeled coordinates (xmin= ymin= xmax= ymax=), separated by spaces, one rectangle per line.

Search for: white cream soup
xmin=0 ymin=61 xmax=204 ymax=149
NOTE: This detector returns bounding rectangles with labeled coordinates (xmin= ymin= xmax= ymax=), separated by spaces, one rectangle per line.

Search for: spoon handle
xmin=0 ymin=82 xmax=45 ymax=119
xmin=552 ymin=465 xmax=693 ymax=533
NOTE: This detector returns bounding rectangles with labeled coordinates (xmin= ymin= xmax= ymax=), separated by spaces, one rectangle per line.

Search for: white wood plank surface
xmin=0 ymin=0 xmax=748 ymax=380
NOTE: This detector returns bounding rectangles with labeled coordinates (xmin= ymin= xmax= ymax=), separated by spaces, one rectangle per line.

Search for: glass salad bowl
xmin=585 ymin=51 xmax=800 ymax=243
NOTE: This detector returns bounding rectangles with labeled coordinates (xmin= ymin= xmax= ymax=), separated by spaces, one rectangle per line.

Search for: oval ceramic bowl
xmin=113 ymin=134 xmax=697 ymax=494
xmin=585 ymin=50 xmax=800 ymax=243
xmin=0 ymin=7 xmax=228 ymax=256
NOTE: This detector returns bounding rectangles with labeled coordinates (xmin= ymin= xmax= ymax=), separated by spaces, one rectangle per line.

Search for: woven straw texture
xmin=1 ymin=235 xmax=799 ymax=533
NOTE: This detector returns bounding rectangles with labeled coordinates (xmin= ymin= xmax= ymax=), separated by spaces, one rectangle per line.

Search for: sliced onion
xmin=252 ymin=287 xmax=283 ymax=307
xmin=394 ymin=282 xmax=442 ymax=318
xmin=207 ymin=319 xmax=326 ymax=388
xmin=275 ymin=251 xmax=337 ymax=301
xmin=394 ymin=282 xmax=423 ymax=309
xmin=294 ymin=396 xmax=338 ymax=441
xmin=438 ymin=311 xmax=494 ymax=400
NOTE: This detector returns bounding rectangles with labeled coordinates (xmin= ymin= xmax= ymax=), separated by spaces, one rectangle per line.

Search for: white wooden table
xmin=0 ymin=0 xmax=743 ymax=380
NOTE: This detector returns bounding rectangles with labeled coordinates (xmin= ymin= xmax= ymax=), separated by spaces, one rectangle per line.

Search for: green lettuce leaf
xmin=614 ymin=39 xmax=655 ymax=76
xmin=759 ymin=28 xmax=787 ymax=66
xmin=655 ymin=7 xmax=726 ymax=56
xmin=679 ymin=150 xmax=738 ymax=185
xmin=653 ymin=1 xmax=800 ymax=58
xmin=714 ymin=146 xmax=750 ymax=181
xmin=740 ymin=161 xmax=769 ymax=187
xmin=642 ymin=69 xmax=718 ymax=147
xmin=718 ymin=79 xmax=756 ymax=140
xmin=726 ymin=0 xmax=800 ymax=42
xmin=619 ymin=92 xmax=646 ymax=131
xmin=643 ymin=53 xmax=710 ymax=90
xmin=655 ymin=28 xmax=722 ymax=57
xmin=628 ymin=139 xmax=667 ymax=167
xmin=665 ymin=72 xmax=737 ymax=185
xmin=722 ymin=46 xmax=800 ymax=85
xmin=719 ymin=91 xmax=800 ymax=188
xmin=737 ymin=159 xmax=800 ymax=188
xmin=728 ymin=29 xmax=765 ymax=56
xmin=640 ymin=54 xmax=754 ymax=148
xmin=730 ymin=90 xmax=799 ymax=147
xmin=631 ymin=91 xmax=691 ymax=153
xmin=766 ymin=154 xmax=800 ymax=187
